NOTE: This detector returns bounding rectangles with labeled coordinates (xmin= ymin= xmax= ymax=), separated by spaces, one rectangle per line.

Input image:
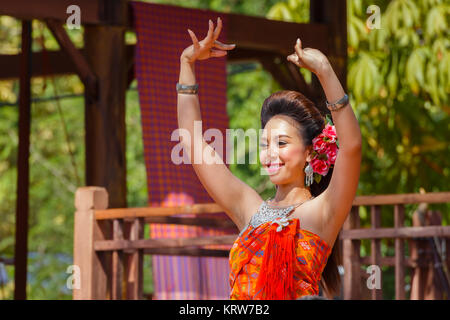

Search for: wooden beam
xmin=95 ymin=203 xmax=224 ymax=220
xmin=0 ymin=44 xmax=135 ymax=80
xmin=143 ymin=247 xmax=230 ymax=258
xmin=45 ymin=18 xmax=98 ymax=101
xmin=340 ymin=226 xmax=450 ymax=240
xmin=370 ymin=205 xmax=383 ymax=300
xmin=1 ymin=0 xmax=328 ymax=57
xmin=0 ymin=0 xmax=129 ymax=26
xmin=360 ymin=256 xmax=422 ymax=268
xmin=353 ymin=192 xmax=450 ymax=206
xmin=0 ymin=51 xmax=73 ymax=79
xmin=227 ymin=13 xmax=328 ymax=55
xmin=94 ymin=235 xmax=237 ymax=251
xmin=394 ymin=204 xmax=406 ymax=300
xmin=143 ymin=216 xmax=237 ymax=229
xmin=342 ymin=206 xmax=361 ymax=300
xmin=229 ymin=48 xmax=314 ymax=98
xmin=14 ymin=20 xmax=32 ymax=301
xmin=227 ymin=47 xmax=275 ymax=63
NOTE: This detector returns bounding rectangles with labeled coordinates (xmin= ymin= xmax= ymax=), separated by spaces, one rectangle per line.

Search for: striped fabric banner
xmin=131 ymin=2 xmax=235 ymax=299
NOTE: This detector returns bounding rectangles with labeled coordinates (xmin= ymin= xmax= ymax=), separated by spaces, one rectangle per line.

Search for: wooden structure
xmin=1 ymin=0 xmax=347 ymax=299
xmin=342 ymin=192 xmax=450 ymax=300
xmin=73 ymin=186 xmax=236 ymax=300
xmin=74 ymin=188 xmax=450 ymax=300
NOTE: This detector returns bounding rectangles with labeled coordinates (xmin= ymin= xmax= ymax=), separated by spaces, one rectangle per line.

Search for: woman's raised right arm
xmin=176 ymin=18 xmax=262 ymax=230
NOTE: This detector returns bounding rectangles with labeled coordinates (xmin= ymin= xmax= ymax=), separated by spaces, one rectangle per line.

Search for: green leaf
xmin=325 ymin=114 xmax=334 ymax=125
xmin=314 ymin=173 xmax=322 ymax=184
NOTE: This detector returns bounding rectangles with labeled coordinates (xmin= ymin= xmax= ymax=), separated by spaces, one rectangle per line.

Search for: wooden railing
xmin=73 ymin=186 xmax=450 ymax=300
xmin=72 ymin=186 xmax=237 ymax=300
xmin=342 ymin=192 xmax=450 ymax=300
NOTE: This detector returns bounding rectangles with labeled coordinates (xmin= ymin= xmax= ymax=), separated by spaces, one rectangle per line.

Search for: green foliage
xmin=346 ymin=0 xmax=449 ymax=204
xmin=349 ymin=0 xmax=449 ymax=105
xmin=266 ymin=0 xmax=309 ymax=22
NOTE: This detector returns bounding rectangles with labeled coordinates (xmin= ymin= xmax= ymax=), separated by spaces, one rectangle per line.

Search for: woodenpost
xmin=343 ymin=206 xmax=361 ymax=299
xmin=410 ymin=209 xmax=445 ymax=299
xmin=14 ymin=19 xmax=32 ymax=301
xmin=73 ymin=187 xmax=110 ymax=299
xmin=126 ymin=218 xmax=144 ymax=299
xmin=310 ymin=0 xmax=347 ymax=107
xmin=111 ymin=219 xmax=124 ymax=299
xmin=410 ymin=209 xmax=426 ymax=299
xmin=394 ymin=204 xmax=405 ymax=299
xmin=84 ymin=21 xmax=127 ymax=209
xmin=370 ymin=205 xmax=382 ymax=300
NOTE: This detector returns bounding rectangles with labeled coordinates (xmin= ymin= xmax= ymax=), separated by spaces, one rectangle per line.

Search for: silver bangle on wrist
xmin=326 ymin=93 xmax=349 ymax=111
xmin=176 ymin=83 xmax=199 ymax=94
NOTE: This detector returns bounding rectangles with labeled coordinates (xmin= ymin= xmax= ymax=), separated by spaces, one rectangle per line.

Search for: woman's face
xmin=259 ymin=115 xmax=312 ymax=186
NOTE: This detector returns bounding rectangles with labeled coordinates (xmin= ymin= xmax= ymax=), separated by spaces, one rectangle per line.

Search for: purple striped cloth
xmin=131 ymin=1 xmax=235 ymax=299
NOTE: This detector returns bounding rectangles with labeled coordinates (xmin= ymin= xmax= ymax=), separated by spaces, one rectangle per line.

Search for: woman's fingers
xmin=294 ymin=38 xmax=304 ymax=60
xmin=209 ymin=48 xmax=228 ymax=58
xmin=187 ymin=29 xmax=200 ymax=50
xmin=213 ymin=40 xmax=236 ymax=50
xmin=206 ymin=17 xmax=224 ymax=45
xmin=287 ymin=53 xmax=299 ymax=65
xmin=186 ymin=18 xmax=231 ymax=61
xmin=204 ymin=19 xmax=215 ymax=44
xmin=287 ymin=52 xmax=306 ymax=68
xmin=287 ymin=53 xmax=296 ymax=64
xmin=287 ymin=38 xmax=310 ymax=68
xmin=212 ymin=17 xmax=222 ymax=41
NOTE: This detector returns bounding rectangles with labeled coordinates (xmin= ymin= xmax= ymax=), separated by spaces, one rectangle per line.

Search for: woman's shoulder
xmin=290 ymin=194 xmax=334 ymax=248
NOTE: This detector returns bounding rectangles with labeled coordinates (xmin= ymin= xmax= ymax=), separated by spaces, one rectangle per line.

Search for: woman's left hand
xmin=287 ymin=38 xmax=331 ymax=76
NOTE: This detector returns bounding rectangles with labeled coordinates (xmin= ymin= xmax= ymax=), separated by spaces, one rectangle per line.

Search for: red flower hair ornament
xmin=305 ymin=114 xmax=340 ymax=186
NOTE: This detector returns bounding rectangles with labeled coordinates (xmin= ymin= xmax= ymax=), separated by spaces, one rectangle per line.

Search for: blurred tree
xmin=346 ymin=0 xmax=449 ymax=207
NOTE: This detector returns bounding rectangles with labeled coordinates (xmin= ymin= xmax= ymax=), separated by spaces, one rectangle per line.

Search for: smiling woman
xmin=254 ymin=90 xmax=341 ymax=298
xmin=177 ymin=18 xmax=362 ymax=299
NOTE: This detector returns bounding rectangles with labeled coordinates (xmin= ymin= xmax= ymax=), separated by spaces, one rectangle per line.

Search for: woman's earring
xmin=304 ymin=162 xmax=314 ymax=186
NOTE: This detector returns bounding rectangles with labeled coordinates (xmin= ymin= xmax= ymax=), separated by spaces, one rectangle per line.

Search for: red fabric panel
xmin=132 ymin=2 xmax=234 ymax=299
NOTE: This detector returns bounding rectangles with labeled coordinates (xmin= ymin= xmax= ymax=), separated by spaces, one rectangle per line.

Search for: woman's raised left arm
xmin=316 ymin=58 xmax=362 ymax=236
xmin=288 ymin=38 xmax=362 ymax=239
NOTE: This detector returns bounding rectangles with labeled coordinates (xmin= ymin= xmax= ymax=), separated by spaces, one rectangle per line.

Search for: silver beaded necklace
xmin=238 ymin=195 xmax=315 ymax=237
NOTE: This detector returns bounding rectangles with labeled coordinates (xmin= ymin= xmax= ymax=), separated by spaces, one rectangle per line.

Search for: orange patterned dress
xmin=229 ymin=200 xmax=332 ymax=300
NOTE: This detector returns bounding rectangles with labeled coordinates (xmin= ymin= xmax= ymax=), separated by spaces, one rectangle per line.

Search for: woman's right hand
xmin=181 ymin=17 xmax=236 ymax=64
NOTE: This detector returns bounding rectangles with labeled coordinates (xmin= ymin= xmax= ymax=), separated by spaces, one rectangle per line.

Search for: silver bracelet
xmin=176 ymin=83 xmax=198 ymax=94
xmin=326 ymin=93 xmax=349 ymax=111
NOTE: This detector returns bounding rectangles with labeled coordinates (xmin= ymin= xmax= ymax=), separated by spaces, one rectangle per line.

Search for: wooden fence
xmin=73 ymin=186 xmax=450 ymax=300
xmin=342 ymin=192 xmax=450 ymax=300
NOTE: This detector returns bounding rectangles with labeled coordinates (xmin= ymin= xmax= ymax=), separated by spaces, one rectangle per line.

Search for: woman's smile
xmin=265 ymin=162 xmax=285 ymax=175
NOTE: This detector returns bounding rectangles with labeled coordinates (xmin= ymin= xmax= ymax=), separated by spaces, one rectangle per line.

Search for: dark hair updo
xmin=260 ymin=90 xmax=341 ymax=298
